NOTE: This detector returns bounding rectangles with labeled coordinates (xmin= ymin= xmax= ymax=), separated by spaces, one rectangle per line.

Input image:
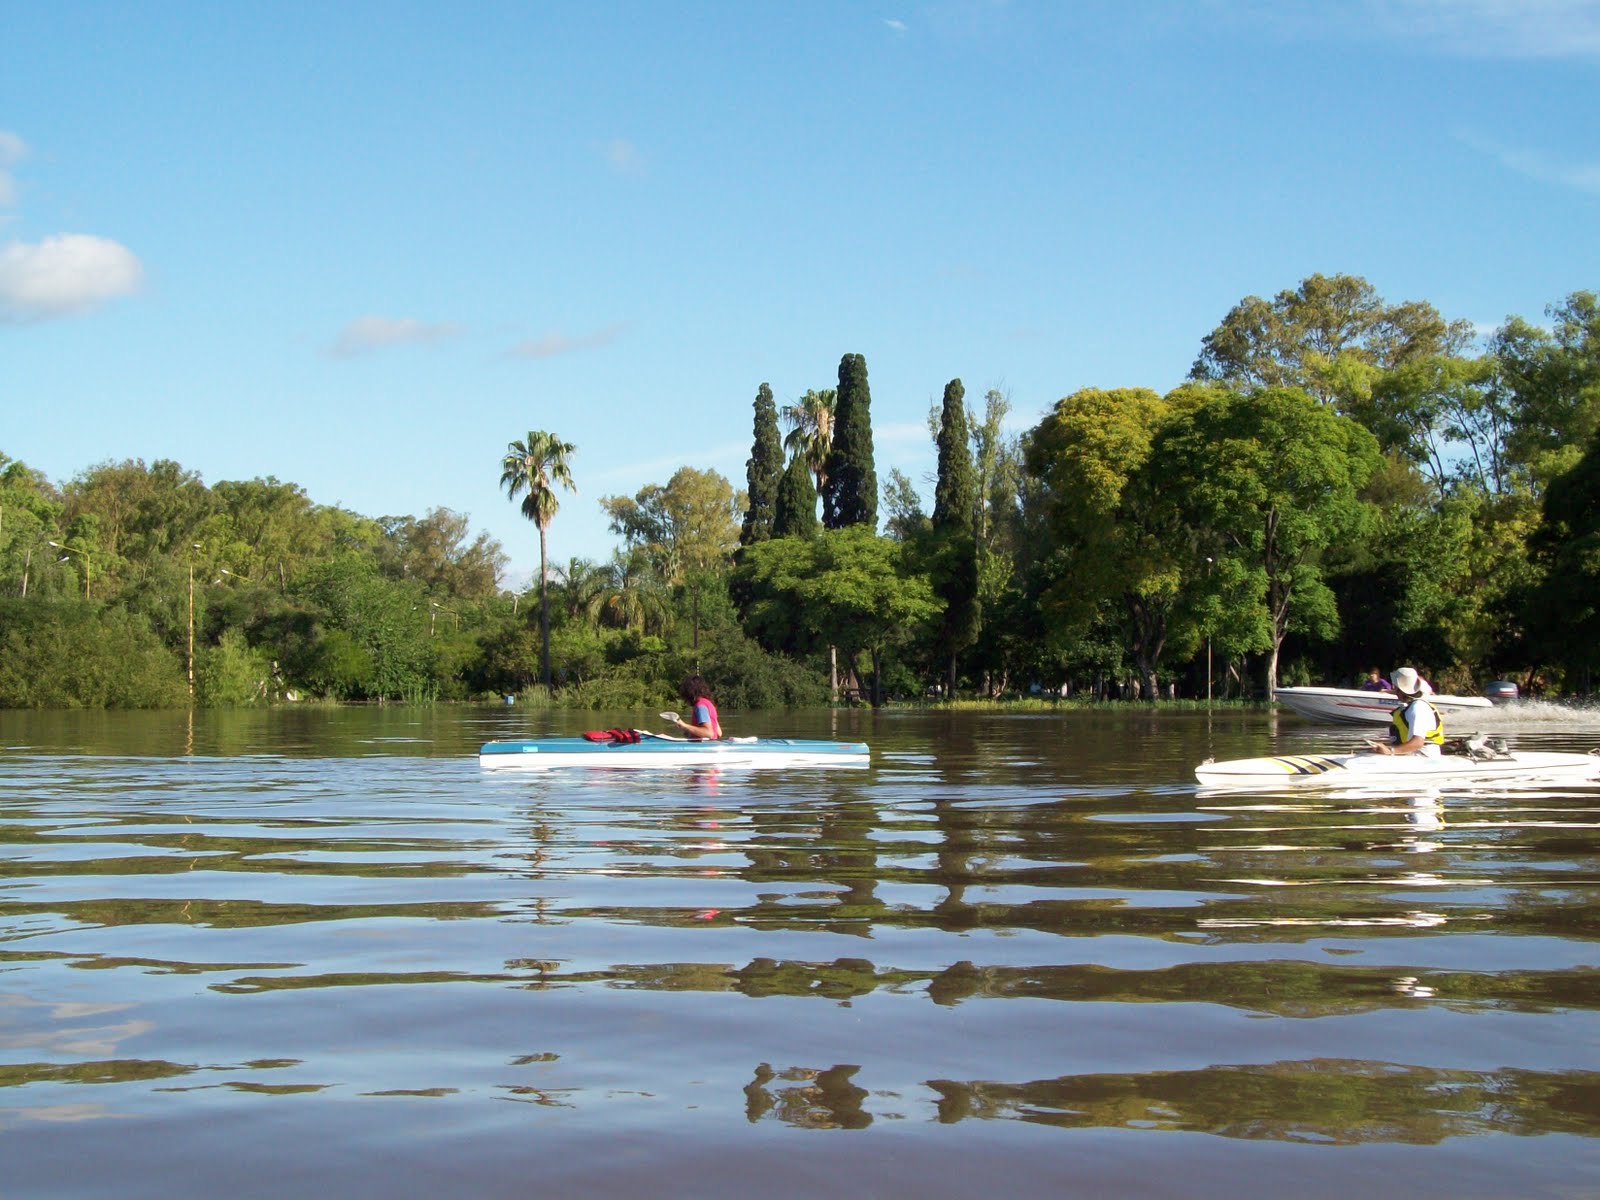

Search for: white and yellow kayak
xmin=1195 ymin=746 xmax=1600 ymax=788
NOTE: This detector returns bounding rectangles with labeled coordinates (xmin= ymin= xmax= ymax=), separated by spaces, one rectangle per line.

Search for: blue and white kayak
xmin=479 ymin=735 xmax=871 ymax=770
xmin=1196 ymin=747 xmax=1599 ymax=788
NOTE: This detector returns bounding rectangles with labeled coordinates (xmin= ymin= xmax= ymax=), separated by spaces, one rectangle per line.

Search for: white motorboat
xmin=1274 ymin=685 xmax=1493 ymax=727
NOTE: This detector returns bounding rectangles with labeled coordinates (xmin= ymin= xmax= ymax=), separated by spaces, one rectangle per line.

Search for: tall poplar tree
xmin=932 ymin=378 xmax=979 ymax=693
xmin=740 ymin=383 xmax=783 ymax=546
xmin=822 ymin=353 xmax=877 ymax=530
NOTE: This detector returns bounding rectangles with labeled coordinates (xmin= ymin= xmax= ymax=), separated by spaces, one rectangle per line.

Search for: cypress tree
xmin=932 ymin=378 xmax=980 ymax=693
xmin=933 ymin=379 xmax=976 ymax=529
xmin=822 ymin=353 xmax=877 ymax=530
xmin=740 ymin=382 xmax=783 ymax=546
xmin=772 ymin=453 xmax=820 ymax=539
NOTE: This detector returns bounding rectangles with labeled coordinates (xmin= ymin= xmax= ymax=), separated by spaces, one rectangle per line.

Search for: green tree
xmin=1525 ymin=425 xmax=1600 ymax=687
xmin=1157 ymin=387 xmax=1382 ymax=691
xmin=1191 ymin=273 xmax=1472 ymax=404
xmin=737 ymin=526 xmax=938 ymax=706
xmin=376 ymin=507 xmax=507 ymax=600
xmin=600 ymin=466 xmax=741 ymax=586
xmin=881 ymin=468 xmax=928 ymax=542
xmin=195 ymin=628 xmax=273 ymax=705
xmin=0 ymin=599 xmax=188 ymax=708
xmin=601 ymin=465 xmax=742 ymax=651
xmin=588 ymin=548 xmax=672 ymax=635
xmin=772 ymin=453 xmax=819 ymax=539
xmin=0 ymin=456 xmax=61 ymax=598
xmin=822 ymin=353 xmax=877 ymax=530
xmin=932 ymin=377 xmax=979 ymax=692
xmin=1025 ymin=387 xmax=1190 ymax=699
xmin=500 ymin=430 xmax=577 ymax=688
xmin=1491 ymin=290 xmax=1600 ymax=490
xmin=296 ymin=556 xmax=432 ymax=700
xmin=209 ymin=477 xmax=353 ymax=593
xmin=741 ymin=383 xmax=784 ymax=546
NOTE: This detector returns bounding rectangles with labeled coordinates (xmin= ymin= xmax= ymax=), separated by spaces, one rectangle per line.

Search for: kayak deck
xmin=1196 ymin=748 xmax=1600 ymax=788
xmin=479 ymin=736 xmax=870 ymax=769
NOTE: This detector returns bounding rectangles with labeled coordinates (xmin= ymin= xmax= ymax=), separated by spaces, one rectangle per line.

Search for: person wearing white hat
xmin=1375 ymin=666 xmax=1444 ymax=756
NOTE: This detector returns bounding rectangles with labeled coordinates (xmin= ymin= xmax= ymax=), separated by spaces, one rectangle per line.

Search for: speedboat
xmin=479 ymin=734 xmax=870 ymax=769
xmin=1195 ymin=739 xmax=1598 ymax=789
xmin=1274 ymin=685 xmax=1493 ymax=727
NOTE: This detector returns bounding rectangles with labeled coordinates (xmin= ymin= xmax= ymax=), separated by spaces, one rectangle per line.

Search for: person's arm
xmin=676 ymin=702 xmax=717 ymax=740
xmin=1376 ymin=703 xmax=1434 ymax=755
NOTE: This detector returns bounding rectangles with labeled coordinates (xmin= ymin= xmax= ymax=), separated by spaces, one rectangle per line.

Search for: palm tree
xmin=553 ymin=556 xmax=605 ymax=623
xmin=780 ymin=388 xmax=836 ymax=493
xmin=587 ymin=548 xmax=671 ymax=635
xmin=500 ymin=431 xmax=577 ymax=688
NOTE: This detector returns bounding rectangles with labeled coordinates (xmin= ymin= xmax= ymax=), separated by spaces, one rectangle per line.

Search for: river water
xmin=3 ymin=703 xmax=1599 ymax=1199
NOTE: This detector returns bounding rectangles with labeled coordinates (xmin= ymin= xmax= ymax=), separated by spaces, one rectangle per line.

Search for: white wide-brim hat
xmin=1392 ymin=666 xmax=1430 ymax=697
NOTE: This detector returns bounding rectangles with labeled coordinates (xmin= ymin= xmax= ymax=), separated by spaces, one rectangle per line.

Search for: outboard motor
xmin=1485 ymin=680 xmax=1519 ymax=704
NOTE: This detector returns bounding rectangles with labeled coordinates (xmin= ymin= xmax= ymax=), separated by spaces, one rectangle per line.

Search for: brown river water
xmin=3 ymin=703 xmax=1600 ymax=1199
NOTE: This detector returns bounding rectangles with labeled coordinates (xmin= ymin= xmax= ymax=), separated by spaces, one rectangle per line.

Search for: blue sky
xmin=4 ymin=1 xmax=1597 ymax=584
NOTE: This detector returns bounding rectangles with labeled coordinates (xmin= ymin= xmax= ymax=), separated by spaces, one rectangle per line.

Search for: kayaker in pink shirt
xmin=672 ymin=675 xmax=722 ymax=740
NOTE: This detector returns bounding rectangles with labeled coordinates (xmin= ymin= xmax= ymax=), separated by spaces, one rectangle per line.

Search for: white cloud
xmin=329 ymin=314 xmax=462 ymax=358
xmin=884 ymin=18 xmax=908 ymax=34
xmin=508 ymin=322 xmax=627 ymax=359
xmin=0 ymin=233 xmax=143 ymax=322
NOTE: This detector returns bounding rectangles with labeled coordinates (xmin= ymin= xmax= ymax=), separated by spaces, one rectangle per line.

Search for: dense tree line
xmin=2 ymin=278 xmax=1596 ymax=708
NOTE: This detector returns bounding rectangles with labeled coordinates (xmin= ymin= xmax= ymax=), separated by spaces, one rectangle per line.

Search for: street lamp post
xmin=187 ymin=544 xmax=202 ymax=700
xmin=1205 ymin=556 xmax=1215 ymax=704
xmin=48 ymin=541 xmax=91 ymax=599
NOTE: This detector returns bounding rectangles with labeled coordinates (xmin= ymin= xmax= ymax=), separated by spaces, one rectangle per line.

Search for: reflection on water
xmin=3 ymin=706 xmax=1600 ymax=1198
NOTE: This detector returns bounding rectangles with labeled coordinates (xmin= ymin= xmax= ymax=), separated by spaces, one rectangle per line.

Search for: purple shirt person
xmin=1360 ymin=667 xmax=1391 ymax=692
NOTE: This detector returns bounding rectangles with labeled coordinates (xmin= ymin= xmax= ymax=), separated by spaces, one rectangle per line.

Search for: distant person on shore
xmin=670 ymin=675 xmax=723 ymax=741
xmin=1360 ymin=667 xmax=1391 ymax=692
xmin=1374 ymin=667 xmax=1443 ymax=757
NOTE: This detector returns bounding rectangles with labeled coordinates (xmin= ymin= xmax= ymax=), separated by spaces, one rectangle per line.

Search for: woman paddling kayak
xmin=668 ymin=675 xmax=723 ymax=741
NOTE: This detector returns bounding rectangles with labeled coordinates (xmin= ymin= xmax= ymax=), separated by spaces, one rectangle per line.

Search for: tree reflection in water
xmin=743 ymin=1063 xmax=871 ymax=1129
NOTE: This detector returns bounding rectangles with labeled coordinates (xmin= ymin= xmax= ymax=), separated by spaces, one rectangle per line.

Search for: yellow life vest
xmin=1391 ymin=700 xmax=1445 ymax=746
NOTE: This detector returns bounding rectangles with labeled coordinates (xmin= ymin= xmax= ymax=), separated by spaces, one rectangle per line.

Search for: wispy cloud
xmin=328 ymin=314 xmax=462 ymax=358
xmin=508 ymin=322 xmax=627 ymax=360
xmin=0 ymin=233 xmax=143 ymax=322
xmin=604 ymin=138 xmax=646 ymax=176
xmin=591 ymin=441 xmax=751 ymax=484
xmin=875 ymin=420 xmax=934 ymax=447
xmin=1365 ymin=0 xmax=1600 ymax=59
xmin=1459 ymin=132 xmax=1600 ymax=194
xmin=884 ymin=18 xmax=908 ymax=34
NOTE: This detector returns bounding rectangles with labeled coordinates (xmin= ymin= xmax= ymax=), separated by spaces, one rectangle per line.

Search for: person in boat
xmin=1360 ymin=667 xmax=1391 ymax=692
xmin=1373 ymin=666 xmax=1444 ymax=757
xmin=671 ymin=675 xmax=723 ymax=740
